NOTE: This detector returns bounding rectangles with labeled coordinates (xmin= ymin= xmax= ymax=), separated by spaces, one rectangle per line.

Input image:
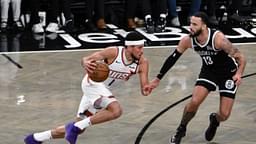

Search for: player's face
xmin=189 ymin=16 xmax=204 ymax=37
xmin=129 ymin=45 xmax=144 ymax=60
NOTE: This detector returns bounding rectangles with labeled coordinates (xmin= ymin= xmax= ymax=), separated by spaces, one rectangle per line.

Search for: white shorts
xmin=76 ymin=75 xmax=117 ymax=119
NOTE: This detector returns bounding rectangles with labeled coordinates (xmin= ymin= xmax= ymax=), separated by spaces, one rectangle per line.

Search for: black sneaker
xmin=63 ymin=19 xmax=75 ymax=33
xmin=205 ymin=113 xmax=220 ymax=141
xmin=155 ymin=17 xmax=166 ymax=33
xmin=169 ymin=125 xmax=186 ymax=144
xmin=85 ymin=19 xmax=98 ymax=32
xmin=13 ymin=21 xmax=24 ymax=31
xmin=145 ymin=17 xmax=154 ymax=33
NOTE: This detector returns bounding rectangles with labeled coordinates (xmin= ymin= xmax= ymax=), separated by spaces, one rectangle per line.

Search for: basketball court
xmin=0 ymin=41 xmax=256 ymax=144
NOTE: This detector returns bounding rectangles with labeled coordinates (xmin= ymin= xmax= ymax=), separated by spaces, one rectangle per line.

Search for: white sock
xmin=74 ymin=117 xmax=92 ymax=130
xmin=33 ymin=130 xmax=52 ymax=142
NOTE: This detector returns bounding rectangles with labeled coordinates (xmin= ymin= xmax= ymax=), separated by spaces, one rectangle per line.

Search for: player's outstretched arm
xmin=149 ymin=36 xmax=190 ymax=90
xmin=138 ymin=56 xmax=152 ymax=96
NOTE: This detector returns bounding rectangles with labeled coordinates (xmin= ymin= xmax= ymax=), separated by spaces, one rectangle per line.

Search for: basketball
xmin=89 ymin=62 xmax=110 ymax=82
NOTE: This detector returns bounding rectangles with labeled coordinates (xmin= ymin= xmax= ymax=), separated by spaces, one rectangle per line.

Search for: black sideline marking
xmin=2 ymin=54 xmax=23 ymax=69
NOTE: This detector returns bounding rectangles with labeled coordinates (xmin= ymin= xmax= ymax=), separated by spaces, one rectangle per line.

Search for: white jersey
xmin=78 ymin=46 xmax=139 ymax=117
xmin=104 ymin=46 xmax=139 ymax=88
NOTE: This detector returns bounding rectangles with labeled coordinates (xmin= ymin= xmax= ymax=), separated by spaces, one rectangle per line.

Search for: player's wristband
xmin=156 ymin=49 xmax=182 ymax=80
xmin=157 ymin=73 xmax=164 ymax=80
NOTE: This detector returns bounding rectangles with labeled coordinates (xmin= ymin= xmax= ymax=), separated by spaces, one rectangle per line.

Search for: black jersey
xmin=191 ymin=28 xmax=238 ymax=75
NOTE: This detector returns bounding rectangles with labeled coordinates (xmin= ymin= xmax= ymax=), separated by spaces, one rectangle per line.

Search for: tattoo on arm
xmin=222 ymin=37 xmax=240 ymax=57
xmin=220 ymin=35 xmax=246 ymax=75
xmin=229 ymin=47 xmax=239 ymax=57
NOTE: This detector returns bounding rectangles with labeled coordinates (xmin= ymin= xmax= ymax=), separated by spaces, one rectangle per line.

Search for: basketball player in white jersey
xmin=24 ymin=31 xmax=152 ymax=144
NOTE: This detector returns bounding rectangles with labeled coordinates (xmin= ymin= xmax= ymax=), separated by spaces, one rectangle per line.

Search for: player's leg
xmin=24 ymin=116 xmax=75 ymax=144
xmin=205 ymin=97 xmax=235 ymax=141
xmin=170 ymin=85 xmax=210 ymax=144
xmin=70 ymin=75 xmax=122 ymax=127
xmin=25 ymin=76 xmax=95 ymax=144
xmin=24 ymin=90 xmax=92 ymax=144
xmin=218 ymin=96 xmax=235 ymax=121
xmin=65 ymin=96 xmax=122 ymax=144
xmin=71 ymin=99 xmax=122 ymax=130
xmin=24 ymin=117 xmax=86 ymax=144
xmin=24 ymin=110 xmax=88 ymax=144
xmin=205 ymin=78 xmax=237 ymax=141
xmin=88 ymin=101 xmax=122 ymax=124
xmin=51 ymin=117 xmax=84 ymax=139
xmin=65 ymin=75 xmax=121 ymax=144
xmin=170 ymin=70 xmax=217 ymax=144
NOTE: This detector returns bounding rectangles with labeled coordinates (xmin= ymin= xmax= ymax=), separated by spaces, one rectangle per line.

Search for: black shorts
xmin=195 ymin=69 xmax=237 ymax=99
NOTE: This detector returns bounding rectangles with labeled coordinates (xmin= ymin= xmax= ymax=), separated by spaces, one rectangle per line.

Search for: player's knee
xmin=107 ymin=102 xmax=122 ymax=119
xmin=111 ymin=108 xmax=122 ymax=119
xmin=188 ymin=99 xmax=200 ymax=111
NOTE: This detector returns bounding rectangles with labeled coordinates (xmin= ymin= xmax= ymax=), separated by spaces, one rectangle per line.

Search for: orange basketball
xmin=89 ymin=62 xmax=110 ymax=82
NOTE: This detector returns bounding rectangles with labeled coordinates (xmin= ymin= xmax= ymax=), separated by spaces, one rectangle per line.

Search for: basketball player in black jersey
xmin=148 ymin=12 xmax=246 ymax=144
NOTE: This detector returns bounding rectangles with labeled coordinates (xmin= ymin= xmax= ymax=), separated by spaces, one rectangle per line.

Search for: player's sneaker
xmin=169 ymin=125 xmax=186 ymax=144
xmin=13 ymin=20 xmax=24 ymax=31
xmin=205 ymin=113 xmax=220 ymax=141
xmin=65 ymin=122 xmax=82 ymax=144
xmin=24 ymin=134 xmax=42 ymax=144
xmin=145 ymin=17 xmax=154 ymax=33
xmin=46 ymin=22 xmax=59 ymax=33
xmin=155 ymin=16 xmax=166 ymax=33
xmin=1 ymin=21 xmax=7 ymax=32
xmin=84 ymin=19 xmax=98 ymax=32
xmin=32 ymin=23 xmax=44 ymax=34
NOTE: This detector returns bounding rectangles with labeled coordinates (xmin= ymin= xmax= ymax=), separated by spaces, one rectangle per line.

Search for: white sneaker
xmin=32 ymin=23 xmax=44 ymax=33
xmin=46 ymin=22 xmax=59 ymax=33
xmin=171 ymin=17 xmax=180 ymax=26
xmin=1 ymin=21 xmax=7 ymax=29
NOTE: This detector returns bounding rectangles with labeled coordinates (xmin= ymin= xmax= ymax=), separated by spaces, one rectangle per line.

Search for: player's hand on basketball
xmin=233 ymin=73 xmax=242 ymax=86
xmin=83 ymin=60 xmax=97 ymax=74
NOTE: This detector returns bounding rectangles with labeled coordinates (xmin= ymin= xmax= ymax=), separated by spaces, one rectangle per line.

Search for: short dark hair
xmin=125 ymin=31 xmax=145 ymax=46
xmin=193 ymin=11 xmax=209 ymax=26
xmin=125 ymin=31 xmax=144 ymax=41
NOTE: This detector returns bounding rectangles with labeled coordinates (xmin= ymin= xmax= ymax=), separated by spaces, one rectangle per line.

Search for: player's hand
xmin=233 ymin=73 xmax=242 ymax=86
xmin=149 ymin=77 xmax=161 ymax=89
xmin=82 ymin=59 xmax=97 ymax=74
xmin=142 ymin=84 xmax=153 ymax=96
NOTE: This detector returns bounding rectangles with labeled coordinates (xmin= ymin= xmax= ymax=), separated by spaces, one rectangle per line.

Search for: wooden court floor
xmin=0 ymin=44 xmax=256 ymax=144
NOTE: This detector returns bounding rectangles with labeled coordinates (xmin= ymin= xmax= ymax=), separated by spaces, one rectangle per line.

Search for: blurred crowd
xmin=0 ymin=0 xmax=255 ymax=34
